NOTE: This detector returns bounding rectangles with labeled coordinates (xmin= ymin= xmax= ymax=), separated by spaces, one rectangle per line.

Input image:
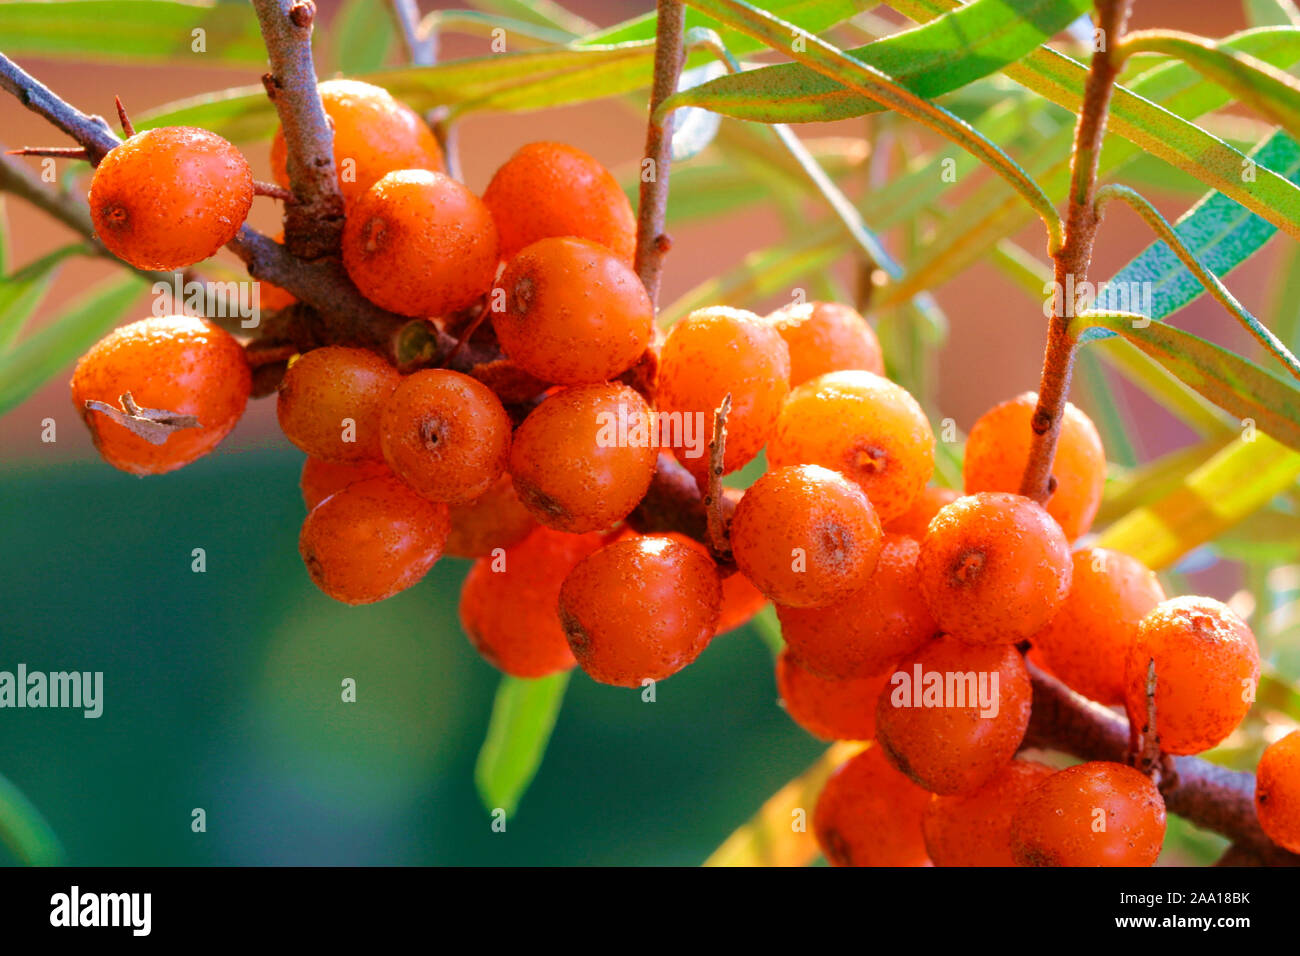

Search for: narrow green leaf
xmin=1214 ymin=508 xmax=1300 ymax=561
xmin=1090 ymin=335 xmax=1235 ymax=439
xmin=474 ymin=673 xmax=568 ymax=818
xmin=466 ymin=0 xmax=593 ymax=36
xmin=1245 ymin=0 xmax=1300 ymax=28
xmin=329 ymin=0 xmax=396 ymax=74
xmin=1096 ymin=436 xmax=1235 ymax=526
xmin=0 ymin=246 xmax=85 ymax=351
xmin=0 ymin=196 xmax=8 ymax=273
xmin=0 ymin=771 xmax=64 ymax=866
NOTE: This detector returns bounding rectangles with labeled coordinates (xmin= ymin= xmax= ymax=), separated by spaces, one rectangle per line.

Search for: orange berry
xmin=298 ymin=474 xmax=449 ymax=604
xmin=379 ymin=369 xmax=511 ymax=504
xmin=917 ymin=492 xmax=1072 ymax=646
xmin=776 ymin=533 xmax=936 ymax=679
xmin=766 ymin=301 xmax=883 ymax=387
xmin=492 ymin=237 xmax=653 ymax=385
xmin=1123 ymin=596 xmax=1260 ymax=755
xmin=276 ymin=346 xmax=400 ymax=462
xmin=664 ymin=533 xmax=767 ymax=635
xmin=814 ymin=746 xmax=931 ymax=867
xmin=88 ymin=127 xmax=253 ymax=270
xmin=963 ymin=393 xmax=1106 ymax=539
xmin=921 ymin=759 xmax=1055 ymax=867
xmin=1256 ymin=730 xmax=1300 ymax=854
xmin=445 ymin=473 xmax=537 ymax=559
xmin=656 ymin=306 xmax=790 ymax=488
xmin=730 ymin=464 xmax=883 ymax=609
xmin=1011 ymin=762 xmax=1167 ymax=867
xmin=300 ymin=457 xmax=393 ymax=511
xmin=482 ymin=141 xmax=636 ymax=263
xmin=1031 ymin=547 xmax=1165 ymax=706
xmin=270 ymin=79 xmax=444 ymax=206
xmin=559 ymin=535 xmax=721 ymax=686
xmin=71 ymin=315 xmax=250 ymax=475
xmin=459 ymin=527 xmax=604 ymax=677
xmin=342 ymin=169 xmax=499 ymax=318
xmin=768 ymin=370 xmax=933 ymax=523
xmin=508 ymin=383 xmax=657 ymax=533
xmin=884 ymin=485 xmax=959 ymax=539
xmin=776 ymin=650 xmax=890 ymax=741
xmin=875 ymin=636 xmax=1032 ymax=795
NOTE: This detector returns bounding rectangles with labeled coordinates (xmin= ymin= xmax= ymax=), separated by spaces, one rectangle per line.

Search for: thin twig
xmin=705 ymin=393 xmax=733 ymax=562
xmin=0 ymin=52 xmax=118 ymax=162
xmin=391 ymin=0 xmax=437 ymax=66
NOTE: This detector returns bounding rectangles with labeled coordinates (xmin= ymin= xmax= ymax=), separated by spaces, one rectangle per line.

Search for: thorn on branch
xmin=1131 ymin=657 xmax=1167 ymax=784
xmin=5 ymin=146 xmax=89 ymax=159
xmin=706 ymin=393 xmax=733 ymax=563
xmin=113 ymin=95 xmax=135 ymax=138
xmin=253 ymin=180 xmax=296 ymax=202
xmin=83 ymin=392 xmax=200 ymax=444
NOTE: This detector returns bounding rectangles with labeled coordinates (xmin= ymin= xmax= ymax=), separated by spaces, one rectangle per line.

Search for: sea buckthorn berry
xmin=492 ymin=237 xmax=653 ymax=385
xmin=656 ymin=306 xmax=791 ymax=488
xmin=445 ymin=474 xmax=537 ymax=559
xmin=875 ymin=636 xmax=1032 ymax=795
xmin=766 ymin=301 xmax=883 ymax=387
xmin=730 ymin=464 xmax=883 ymax=609
xmin=88 ymin=127 xmax=253 ymax=270
xmin=917 ymin=492 xmax=1072 ymax=646
xmin=301 ymin=457 xmax=393 ymax=511
xmin=963 ymin=392 xmax=1106 ymax=539
xmin=482 ymin=141 xmax=636 ymax=263
xmin=71 ymin=315 xmax=250 ymax=475
xmin=558 ymin=535 xmax=721 ymax=686
xmin=1031 ymin=547 xmax=1165 ymax=706
xmin=922 ymin=759 xmax=1055 ymax=867
xmin=459 ymin=527 xmax=604 ymax=678
xmin=1011 ymin=762 xmax=1167 ymax=867
xmin=299 ymin=474 xmax=450 ymax=605
xmin=277 ymin=346 xmax=400 ymax=462
xmin=664 ymin=534 xmax=767 ymax=635
xmin=1256 ymin=730 xmax=1300 ymax=853
xmin=814 ymin=746 xmax=932 ymax=867
xmin=884 ymin=485 xmax=959 ymax=539
xmin=379 ymin=369 xmax=511 ymax=504
xmin=777 ymin=650 xmax=890 ymax=741
xmin=777 ymin=534 xmax=936 ymax=679
xmin=1122 ymin=596 xmax=1260 ymax=756
xmin=270 ymin=79 xmax=444 ymax=206
xmin=342 ymin=169 xmax=499 ymax=318
xmin=768 ymin=370 xmax=934 ymax=524
xmin=509 ymin=382 xmax=657 ymax=533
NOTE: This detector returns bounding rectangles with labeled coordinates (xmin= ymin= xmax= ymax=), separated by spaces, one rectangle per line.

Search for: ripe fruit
xmin=776 ymin=534 xmax=936 ymax=679
xmin=730 ymin=464 xmax=884 ymax=609
xmin=277 ymin=346 xmax=400 ymax=462
xmin=300 ymin=457 xmax=392 ymax=511
xmin=884 ymin=485 xmax=959 ymax=539
xmin=963 ymin=393 xmax=1106 ymax=539
xmin=492 ymin=237 xmax=653 ymax=385
xmin=558 ymin=535 xmax=721 ymax=686
xmin=509 ymin=383 xmax=657 ymax=533
xmin=71 ymin=315 xmax=251 ymax=475
xmin=768 ymin=370 xmax=934 ymax=524
xmin=342 ymin=170 xmax=499 ymax=318
xmin=922 ymin=759 xmax=1055 ymax=867
xmin=1255 ymin=730 xmax=1300 ymax=854
xmin=1011 ymin=762 xmax=1167 ymax=867
xmin=766 ymin=301 xmax=883 ymax=387
xmin=875 ymin=636 xmax=1032 ymax=795
xmin=814 ymin=746 xmax=931 ymax=867
xmin=777 ymin=650 xmax=890 ymax=741
xmin=1123 ymin=596 xmax=1260 ymax=755
xmin=664 ymin=533 xmax=767 ymax=635
xmin=445 ymin=474 xmax=537 ymax=559
xmin=482 ymin=141 xmax=636 ymax=263
xmin=88 ymin=127 xmax=253 ymax=270
xmin=1031 ymin=547 xmax=1166 ymax=706
xmin=916 ymin=492 xmax=1072 ymax=646
xmin=379 ymin=369 xmax=511 ymax=504
xmin=270 ymin=79 xmax=444 ymax=206
xmin=459 ymin=527 xmax=604 ymax=678
xmin=298 ymin=474 xmax=450 ymax=604
xmin=656 ymin=306 xmax=791 ymax=488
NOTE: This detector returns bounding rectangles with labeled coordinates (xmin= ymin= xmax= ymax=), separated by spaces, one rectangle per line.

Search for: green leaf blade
xmin=474 ymin=672 xmax=569 ymax=819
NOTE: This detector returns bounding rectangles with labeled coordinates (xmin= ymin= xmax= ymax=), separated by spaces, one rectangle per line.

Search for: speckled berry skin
xmin=508 ymin=383 xmax=657 ymax=533
xmin=814 ymin=746 xmax=932 ymax=867
xmin=71 ymin=315 xmax=250 ymax=475
xmin=300 ymin=457 xmax=393 ymax=511
xmin=1123 ymin=596 xmax=1259 ymax=756
xmin=731 ymin=464 xmax=884 ymax=609
xmin=766 ymin=301 xmax=883 ymax=387
xmin=963 ymin=393 xmax=1106 ymax=539
xmin=558 ymin=535 xmax=721 ymax=686
xmin=276 ymin=346 xmax=400 ymax=463
xmin=482 ymin=141 xmax=636 ymax=263
xmin=343 ymin=170 xmax=498 ymax=318
xmin=922 ymin=759 xmax=1055 ymax=867
xmin=875 ymin=636 xmax=1032 ymax=796
xmin=1011 ymin=762 xmax=1167 ymax=867
xmin=298 ymin=474 xmax=449 ymax=605
xmin=492 ymin=237 xmax=653 ymax=385
xmin=777 ymin=533 xmax=936 ymax=679
xmin=89 ymin=127 xmax=253 ymax=270
xmin=768 ymin=370 xmax=934 ymax=524
xmin=1256 ymin=730 xmax=1300 ymax=853
xmin=884 ymin=486 xmax=959 ymax=539
xmin=445 ymin=473 xmax=537 ymax=559
xmin=917 ymin=492 xmax=1072 ymax=646
xmin=776 ymin=650 xmax=890 ymax=741
xmin=663 ymin=533 xmax=767 ymax=635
